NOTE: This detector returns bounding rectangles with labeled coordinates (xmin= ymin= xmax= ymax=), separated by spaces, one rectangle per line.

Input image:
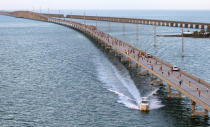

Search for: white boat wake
xmin=95 ymin=54 xmax=164 ymax=110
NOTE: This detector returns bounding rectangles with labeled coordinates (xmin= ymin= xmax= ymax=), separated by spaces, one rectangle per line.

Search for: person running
xmin=207 ymin=88 xmax=208 ymax=93
xmin=196 ymin=86 xmax=198 ymax=91
xmin=198 ymin=90 xmax=201 ymax=97
xmin=179 ymin=80 xmax=182 ymax=86
xmin=179 ymin=80 xmax=183 ymax=86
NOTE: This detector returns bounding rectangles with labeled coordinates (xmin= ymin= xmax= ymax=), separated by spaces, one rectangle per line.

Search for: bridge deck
xmin=66 ymin=15 xmax=210 ymax=30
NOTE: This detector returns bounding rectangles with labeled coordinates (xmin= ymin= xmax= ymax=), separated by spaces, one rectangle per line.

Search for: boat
xmin=139 ymin=97 xmax=149 ymax=111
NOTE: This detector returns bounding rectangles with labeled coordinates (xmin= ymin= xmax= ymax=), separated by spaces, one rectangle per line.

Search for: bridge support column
xmin=168 ymin=85 xmax=171 ymax=93
xmin=151 ymin=73 xmax=154 ymax=81
xmin=190 ymin=24 xmax=193 ymax=28
xmin=195 ymin=24 xmax=199 ymax=29
xmin=201 ymin=25 xmax=205 ymax=30
xmin=207 ymin=25 xmax=210 ymax=32
xmin=191 ymin=100 xmax=208 ymax=118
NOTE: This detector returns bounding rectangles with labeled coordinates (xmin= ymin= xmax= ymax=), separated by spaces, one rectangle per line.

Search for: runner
xmin=198 ymin=90 xmax=201 ymax=97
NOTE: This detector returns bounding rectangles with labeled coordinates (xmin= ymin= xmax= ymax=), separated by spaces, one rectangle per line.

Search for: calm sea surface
xmin=0 ymin=10 xmax=209 ymax=126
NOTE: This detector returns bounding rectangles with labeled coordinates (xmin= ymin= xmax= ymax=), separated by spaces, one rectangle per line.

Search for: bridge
xmin=65 ymin=14 xmax=210 ymax=31
xmin=1 ymin=11 xmax=210 ymax=117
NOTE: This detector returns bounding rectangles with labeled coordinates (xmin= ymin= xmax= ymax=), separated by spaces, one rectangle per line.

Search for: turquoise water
xmin=0 ymin=10 xmax=210 ymax=126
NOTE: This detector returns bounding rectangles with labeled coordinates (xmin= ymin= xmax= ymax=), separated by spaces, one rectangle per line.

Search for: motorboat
xmin=139 ymin=97 xmax=149 ymax=111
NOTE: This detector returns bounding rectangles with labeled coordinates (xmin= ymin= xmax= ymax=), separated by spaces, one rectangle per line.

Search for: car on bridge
xmin=172 ymin=66 xmax=179 ymax=71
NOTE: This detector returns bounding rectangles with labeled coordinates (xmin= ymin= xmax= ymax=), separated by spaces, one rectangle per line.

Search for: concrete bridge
xmin=1 ymin=11 xmax=210 ymax=117
xmin=66 ymin=14 xmax=210 ymax=31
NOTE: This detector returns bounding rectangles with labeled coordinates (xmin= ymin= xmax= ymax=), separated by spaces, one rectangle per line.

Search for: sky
xmin=0 ymin=0 xmax=210 ymax=10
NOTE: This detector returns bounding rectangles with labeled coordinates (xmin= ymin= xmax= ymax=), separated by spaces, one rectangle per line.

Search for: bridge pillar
xmin=175 ymin=23 xmax=178 ymax=27
xmin=201 ymin=25 xmax=205 ymax=30
xmin=191 ymin=100 xmax=208 ymax=118
xmin=162 ymin=22 xmax=165 ymax=26
xmin=207 ymin=25 xmax=210 ymax=32
xmin=149 ymin=21 xmax=152 ymax=25
xmin=190 ymin=24 xmax=193 ymax=28
xmin=134 ymin=19 xmax=137 ymax=23
xmin=128 ymin=59 xmax=131 ymax=66
xmin=195 ymin=24 xmax=199 ymax=29
xmin=191 ymin=100 xmax=196 ymax=111
xmin=179 ymin=23 xmax=183 ymax=28
xmin=168 ymin=85 xmax=171 ymax=93
xmin=151 ymin=73 xmax=154 ymax=81
xmin=184 ymin=24 xmax=188 ymax=28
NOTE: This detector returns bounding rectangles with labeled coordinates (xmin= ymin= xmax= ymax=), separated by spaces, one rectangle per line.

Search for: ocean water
xmin=0 ymin=10 xmax=209 ymax=127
